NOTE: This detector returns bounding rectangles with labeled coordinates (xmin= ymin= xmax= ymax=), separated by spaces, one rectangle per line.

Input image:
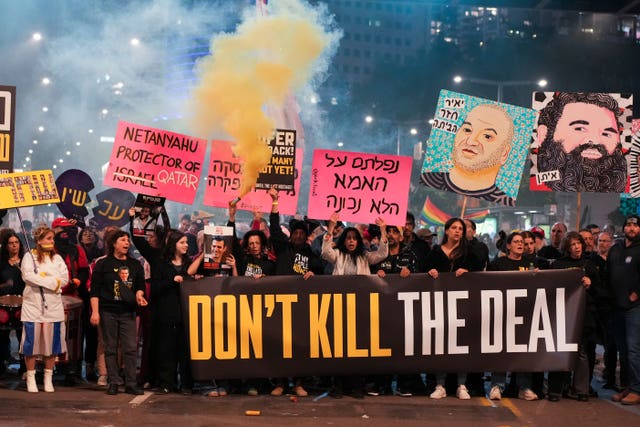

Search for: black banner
xmin=180 ymin=270 xmax=584 ymax=380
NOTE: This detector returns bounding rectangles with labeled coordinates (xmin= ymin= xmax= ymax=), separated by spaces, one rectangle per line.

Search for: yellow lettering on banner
xmin=239 ymin=295 xmax=263 ymax=359
xmin=346 ymin=293 xmax=368 ymax=357
xmin=214 ymin=295 xmax=237 ymax=359
xmin=189 ymin=296 xmax=212 ymax=360
xmin=309 ymin=294 xmax=332 ymax=358
xmin=277 ymin=295 xmax=297 ymax=358
xmin=369 ymin=293 xmax=391 ymax=357
xmin=333 ymin=294 xmax=343 ymax=358
xmin=0 ymin=134 xmax=10 ymax=162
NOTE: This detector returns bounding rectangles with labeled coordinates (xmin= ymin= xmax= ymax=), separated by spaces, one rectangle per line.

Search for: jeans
xmin=100 ymin=310 xmax=137 ymax=387
xmin=625 ymin=303 xmax=640 ymax=393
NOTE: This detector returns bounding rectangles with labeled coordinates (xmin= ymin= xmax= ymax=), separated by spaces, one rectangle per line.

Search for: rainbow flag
xmin=419 ymin=197 xmax=451 ymax=226
xmin=464 ymin=209 xmax=490 ymax=221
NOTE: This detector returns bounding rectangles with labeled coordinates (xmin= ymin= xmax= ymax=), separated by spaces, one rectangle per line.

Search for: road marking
xmin=501 ymin=398 xmax=522 ymax=418
xmin=129 ymin=392 xmax=152 ymax=405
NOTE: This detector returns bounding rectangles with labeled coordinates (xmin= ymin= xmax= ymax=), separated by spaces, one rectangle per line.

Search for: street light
xmin=365 ymin=115 xmax=429 ymax=156
xmin=452 ymin=75 xmax=548 ymax=102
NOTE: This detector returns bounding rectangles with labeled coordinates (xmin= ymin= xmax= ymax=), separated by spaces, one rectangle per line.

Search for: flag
xmin=419 ymin=197 xmax=451 ymax=226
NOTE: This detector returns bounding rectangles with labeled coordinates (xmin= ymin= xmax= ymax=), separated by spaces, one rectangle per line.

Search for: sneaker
xmin=97 ymin=376 xmax=108 ymax=386
xmin=247 ymin=387 xmax=258 ymax=396
xmin=489 ymin=385 xmax=502 ymax=400
xmin=366 ymin=390 xmax=380 ymax=396
xmin=395 ymin=389 xmax=412 ymax=397
xmin=107 ymin=384 xmax=118 ymax=395
xmin=430 ymin=385 xmax=447 ymax=399
xmin=270 ymin=386 xmax=284 ymax=396
xmin=456 ymin=385 xmax=471 ymax=400
xmin=518 ymin=388 xmax=538 ymax=401
xmin=294 ymin=385 xmax=308 ymax=397
xmin=217 ymin=387 xmax=227 ymax=397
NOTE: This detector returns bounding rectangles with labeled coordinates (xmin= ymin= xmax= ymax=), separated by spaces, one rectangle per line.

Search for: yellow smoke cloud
xmin=190 ymin=0 xmax=331 ymax=198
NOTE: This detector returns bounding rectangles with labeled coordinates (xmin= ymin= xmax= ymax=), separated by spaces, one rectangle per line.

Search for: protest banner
xmin=0 ymin=169 xmax=59 ymax=208
xmin=0 ymin=86 xmax=16 ymax=174
xmin=204 ymin=140 xmax=301 ymax=215
xmin=307 ymin=149 xmax=412 ymax=225
xmin=55 ymin=169 xmax=94 ymax=226
xmin=103 ymin=121 xmax=207 ymax=204
xmin=181 ymin=269 xmax=584 ymax=380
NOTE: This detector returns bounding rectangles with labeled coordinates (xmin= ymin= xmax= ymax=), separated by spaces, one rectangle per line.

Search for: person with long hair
xmin=20 ymin=226 xmax=69 ymax=393
xmin=0 ymin=231 xmax=27 ymax=377
xmin=425 ymin=217 xmax=481 ymax=400
xmin=150 ymin=230 xmax=191 ymax=394
xmin=321 ymin=212 xmax=388 ymax=398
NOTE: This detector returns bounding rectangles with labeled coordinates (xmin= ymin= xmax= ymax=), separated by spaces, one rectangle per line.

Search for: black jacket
xmin=608 ymin=239 xmax=640 ymax=310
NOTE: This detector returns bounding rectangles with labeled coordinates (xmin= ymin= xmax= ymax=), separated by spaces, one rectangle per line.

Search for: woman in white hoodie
xmin=20 ymin=225 xmax=69 ymax=393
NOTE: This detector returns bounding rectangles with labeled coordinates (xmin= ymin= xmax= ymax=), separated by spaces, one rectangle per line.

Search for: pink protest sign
xmin=308 ymin=149 xmax=412 ymax=226
xmin=103 ymin=121 xmax=207 ymax=204
xmin=203 ymin=140 xmax=301 ymax=215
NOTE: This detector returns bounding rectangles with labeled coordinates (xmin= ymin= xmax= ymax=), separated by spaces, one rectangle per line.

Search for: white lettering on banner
xmin=448 ymin=291 xmax=469 ymax=355
xmin=399 ymin=288 xmax=578 ymax=356
xmin=506 ymin=289 xmax=528 ymax=353
xmin=398 ymin=292 xmax=419 ymax=356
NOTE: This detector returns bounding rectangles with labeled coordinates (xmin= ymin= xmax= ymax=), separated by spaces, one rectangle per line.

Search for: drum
xmin=57 ymin=295 xmax=83 ymax=364
xmin=0 ymin=295 xmax=22 ymax=330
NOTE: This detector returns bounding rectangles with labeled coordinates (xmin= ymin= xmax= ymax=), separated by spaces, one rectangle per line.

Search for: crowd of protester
xmin=0 ymin=195 xmax=639 ymax=405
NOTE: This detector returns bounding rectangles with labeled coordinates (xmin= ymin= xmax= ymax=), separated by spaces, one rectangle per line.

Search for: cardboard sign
xmin=204 ymin=140 xmax=301 ymax=215
xmin=89 ymin=188 xmax=135 ymax=229
xmin=307 ymin=149 xmax=412 ymax=226
xmin=103 ymin=121 xmax=207 ymax=203
xmin=55 ymin=169 xmax=95 ymax=227
xmin=0 ymin=170 xmax=59 ymax=208
xmin=0 ymin=86 xmax=16 ymax=174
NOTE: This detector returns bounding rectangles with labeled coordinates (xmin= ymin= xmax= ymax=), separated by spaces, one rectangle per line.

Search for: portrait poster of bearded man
xmin=420 ymin=90 xmax=537 ymax=207
xmin=530 ymin=92 xmax=634 ymax=193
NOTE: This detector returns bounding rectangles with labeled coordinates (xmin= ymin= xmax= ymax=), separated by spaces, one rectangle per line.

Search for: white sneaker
xmin=43 ymin=369 xmax=55 ymax=392
xmin=430 ymin=385 xmax=447 ymax=399
xmin=489 ymin=385 xmax=502 ymax=400
xmin=26 ymin=370 xmax=38 ymax=393
xmin=518 ymin=388 xmax=538 ymax=401
xmin=456 ymin=385 xmax=471 ymax=400
xmin=97 ymin=376 xmax=108 ymax=386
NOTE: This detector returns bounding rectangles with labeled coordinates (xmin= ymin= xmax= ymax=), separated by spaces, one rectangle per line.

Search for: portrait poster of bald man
xmin=530 ymin=92 xmax=634 ymax=193
xmin=420 ymin=90 xmax=537 ymax=206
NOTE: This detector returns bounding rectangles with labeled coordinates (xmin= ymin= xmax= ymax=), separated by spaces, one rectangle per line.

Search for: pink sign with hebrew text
xmin=203 ymin=140 xmax=301 ymax=215
xmin=307 ymin=149 xmax=412 ymax=226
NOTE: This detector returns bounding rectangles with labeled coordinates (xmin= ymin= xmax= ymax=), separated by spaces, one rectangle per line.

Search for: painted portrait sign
xmin=627 ymin=119 xmax=640 ymax=197
xmin=530 ymin=92 xmax=634 ymax=193
xmin=420 ymin=90 xmax=537 ymax=207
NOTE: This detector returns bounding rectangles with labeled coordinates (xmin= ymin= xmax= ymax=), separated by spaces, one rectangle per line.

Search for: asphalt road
xmin=0 ymin=370 xmax=638 ymax=427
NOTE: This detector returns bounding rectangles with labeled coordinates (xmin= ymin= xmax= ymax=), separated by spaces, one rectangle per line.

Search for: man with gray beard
xmin=421 ymin=103 xmax=516 ymax=206
xmin=535 ymin=92 xmax=626 ymax=192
